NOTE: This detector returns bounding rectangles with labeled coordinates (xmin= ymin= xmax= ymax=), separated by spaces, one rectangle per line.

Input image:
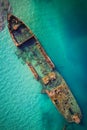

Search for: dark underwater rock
xmin=0 ymin=0 xmax=12 ymax=31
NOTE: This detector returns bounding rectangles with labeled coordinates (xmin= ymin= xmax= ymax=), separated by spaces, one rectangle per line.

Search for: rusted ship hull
xmin=7 ymin=14 xmax=82 ymax=124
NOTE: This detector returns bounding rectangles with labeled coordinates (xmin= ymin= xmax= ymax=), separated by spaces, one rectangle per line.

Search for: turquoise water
xmin=0 ymin=0 xmax=87 ymax=130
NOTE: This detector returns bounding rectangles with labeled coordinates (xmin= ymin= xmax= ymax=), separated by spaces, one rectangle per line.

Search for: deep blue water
xmin=0 ymin=0 xmax=87 ymax=130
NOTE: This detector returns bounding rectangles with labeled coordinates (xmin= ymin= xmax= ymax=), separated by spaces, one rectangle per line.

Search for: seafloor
xmin=0 ymin=0 xmax=87 ymax=130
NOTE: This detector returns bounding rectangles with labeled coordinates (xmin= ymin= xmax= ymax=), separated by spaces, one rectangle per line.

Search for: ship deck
xmin=46 ymin=80 xmax=81 ymax=122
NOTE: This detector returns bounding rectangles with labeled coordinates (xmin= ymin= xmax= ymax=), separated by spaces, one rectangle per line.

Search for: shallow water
xmin=0 ymin=0 xmax=87 ymax=130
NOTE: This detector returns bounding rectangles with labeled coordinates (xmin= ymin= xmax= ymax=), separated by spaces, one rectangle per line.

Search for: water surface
xmin=0 ymin=0 xmax=87 ymax=130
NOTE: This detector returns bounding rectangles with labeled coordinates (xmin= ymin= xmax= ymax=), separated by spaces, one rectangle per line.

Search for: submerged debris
xmin=0 ymin=0 xmax=12 ymax=31
xmin=7 ymin=14 xmax=82 ymax=124
xmin=62 ymin=125 xmax=67 ymax=130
